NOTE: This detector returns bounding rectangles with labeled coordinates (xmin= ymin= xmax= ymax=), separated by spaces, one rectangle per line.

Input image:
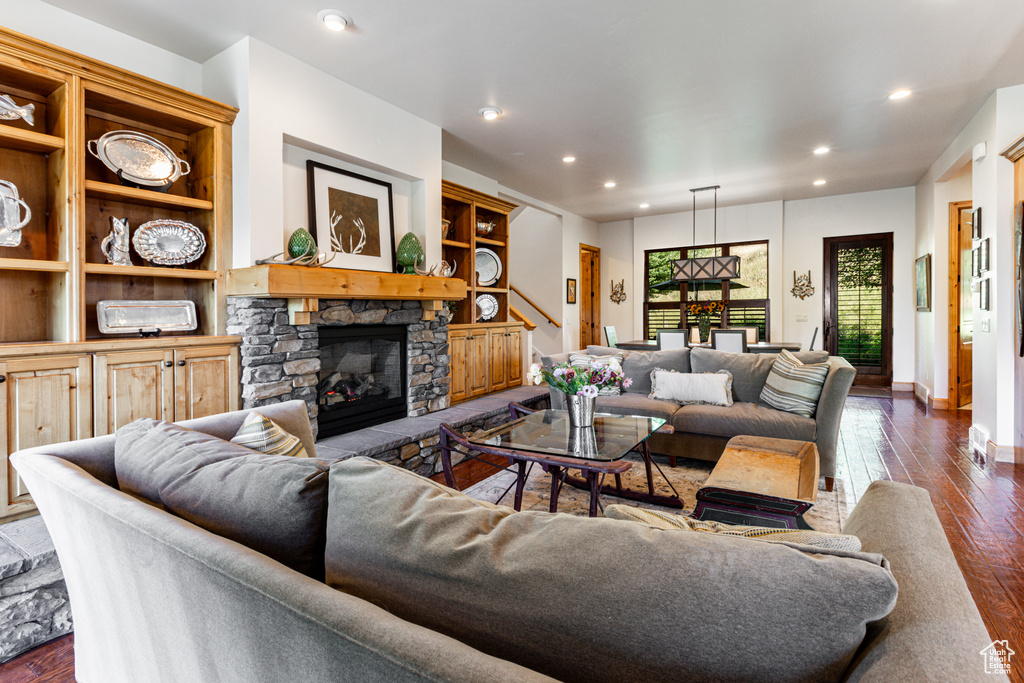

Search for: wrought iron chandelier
xmin=671 ymin=185 xmax=741 ymax=281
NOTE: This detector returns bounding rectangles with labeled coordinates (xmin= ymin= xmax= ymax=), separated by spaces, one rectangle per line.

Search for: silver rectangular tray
xmin=97 ymin=300 xmax=197 ymax=335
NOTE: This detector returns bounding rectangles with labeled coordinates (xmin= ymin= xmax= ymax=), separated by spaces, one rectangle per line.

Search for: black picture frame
xmin=915 ymin=254 xmax=931 ymax=312
xmin=979 ymin=237 xmax=990 ymax=273
xmin=972 ymin=246 xmax=981 ymax=278
xmin=972 ymin=206 xmax=982 ymax=240
xmin=980 ymin=278 xmax=990 ymax=311
xmin=566 ymin=278 xmax=577 ymax=304
xmin=306 ymin=160 xmax=397 ymax=273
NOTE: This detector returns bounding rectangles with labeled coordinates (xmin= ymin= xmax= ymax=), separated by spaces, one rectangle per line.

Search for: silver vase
xmin=565 ymin=393 xmax=596 ymax=428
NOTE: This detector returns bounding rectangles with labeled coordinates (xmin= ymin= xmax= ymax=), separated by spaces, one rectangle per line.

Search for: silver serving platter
xmin=97 ymin=300 xmax=197 ymax=335
xmin=475 ymin=247 xmax=502 ymax=286
xmin=87 ymin=130 xmax=191 ymax=186
xmin=476 ymin=294 xmax=498 ymax=321
xmin=133 ymin=219 xmax=206 ymax=265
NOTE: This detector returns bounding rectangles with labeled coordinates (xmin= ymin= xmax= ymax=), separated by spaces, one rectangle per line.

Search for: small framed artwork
xmin=915 ymin=254 xmax=931 ymax=312
xmin=972 ymin=206 xmax=982 ymax=240
xmin=566 ymin=278 xmax=577 ymax=304
xmin=972 ymin=246 xmax=981 ymax=278
xmin=980 ymin=278 xmax=990 ymax=311
xmin=307 ymin=160 xmax=396 ymax=273
xmin=979 ymin=237 xmax=990 ymax=273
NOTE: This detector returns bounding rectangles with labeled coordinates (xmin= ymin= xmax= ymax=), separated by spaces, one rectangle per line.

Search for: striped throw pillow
xmin=604 ymin=504 xmax=860 ymax=552
xmin=568 ymin=352 xmax=624 ymax=396
xmin=759 ymin=349 xmax=830 ymax=418
xmin=231 ymin=411 xmax=308 ymax=458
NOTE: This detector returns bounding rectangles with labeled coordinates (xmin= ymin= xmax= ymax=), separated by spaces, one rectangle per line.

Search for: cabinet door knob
xmin=164 ymin=361 xmax=173 ymax=367
xmin=177 ymin=360 xmax=186 ymax=366
xmin=0 ymin=375 xmax=5 ymax=383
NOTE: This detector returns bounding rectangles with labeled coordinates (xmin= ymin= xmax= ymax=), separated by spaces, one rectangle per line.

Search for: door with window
xmin=823 ymin=233 xmax=893 ymax=387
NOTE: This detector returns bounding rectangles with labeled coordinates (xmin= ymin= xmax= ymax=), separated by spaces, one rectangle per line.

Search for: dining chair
xmin=808 ymin=326 xmax=818 ymax=351
xmin=657 ymin=329 xmax=689 ymax=350
xmin=604 ymin=326 xmax=618 ymax=347
xmin=711 ymin=329 xmax=749 ymax=353
xmin=731 ymin=326 xmax=759 ymax=344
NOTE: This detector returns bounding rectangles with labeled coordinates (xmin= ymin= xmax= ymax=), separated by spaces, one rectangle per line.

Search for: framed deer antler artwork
xmin=307 ymin=160 xmax=396 ymax=273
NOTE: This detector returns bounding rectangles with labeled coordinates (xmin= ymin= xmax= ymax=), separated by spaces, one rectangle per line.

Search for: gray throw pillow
xmin=690 ymin=348 xmax=830 ymax=403
xmin=115 ymin=418 xmax=331 ymax=579
xmin=621 ymin=348 xmax=691 ymax=395
xmin=325 ymin=457 xmax=898 ymax=683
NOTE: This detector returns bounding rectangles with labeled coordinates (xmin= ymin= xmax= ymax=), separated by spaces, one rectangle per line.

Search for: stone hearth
xmin=227 ymin=297 xmax=452 ymax=442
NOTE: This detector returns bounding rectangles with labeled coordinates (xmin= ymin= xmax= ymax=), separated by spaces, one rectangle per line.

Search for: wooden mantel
xmin=227 ymin=264 xmax=469 ymax=324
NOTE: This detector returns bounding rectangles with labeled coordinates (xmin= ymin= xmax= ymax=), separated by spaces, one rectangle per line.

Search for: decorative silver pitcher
xmin=565 ymin=393 xmax=596 ymax=428
xmin=101 ymin=217 xmax=132 ymax=266
xmin=0 ymin=179 xmax=31 ymax=247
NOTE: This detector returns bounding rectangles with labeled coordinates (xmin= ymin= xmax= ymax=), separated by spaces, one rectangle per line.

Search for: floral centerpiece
xmin=526 ymin=359 xmax=632 ymax=427
xmin=686 ymin=299 xmax=727 ymax=343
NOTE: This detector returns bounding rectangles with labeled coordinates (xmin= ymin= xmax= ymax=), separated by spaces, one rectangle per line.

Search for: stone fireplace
xmin=227 ymin=297 xmax=451 ymax=439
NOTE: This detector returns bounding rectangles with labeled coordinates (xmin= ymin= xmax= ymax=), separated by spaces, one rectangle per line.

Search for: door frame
xmin=579 ymin=243 xmax=601 ymax=348
xmin=948 ymin=200 xmax=972 ymax=409
xmin=822 ymin=232 xmax=894 ymax=387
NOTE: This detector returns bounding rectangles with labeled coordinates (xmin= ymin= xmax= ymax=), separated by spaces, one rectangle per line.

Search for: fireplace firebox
xmin=317 ymin=325 xmax=407 ymax=438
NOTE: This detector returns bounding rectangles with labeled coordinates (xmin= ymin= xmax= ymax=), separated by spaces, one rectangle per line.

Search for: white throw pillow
xmin=649 ymin=369 xmax=734 ymax=406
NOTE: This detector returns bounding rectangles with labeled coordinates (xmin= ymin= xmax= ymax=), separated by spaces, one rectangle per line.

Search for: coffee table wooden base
xmin=561 ymin=439 xmax=684 ymax=513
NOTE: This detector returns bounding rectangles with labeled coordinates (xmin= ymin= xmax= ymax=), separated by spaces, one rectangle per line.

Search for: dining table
xmin=615 ymin=339 xmax=804 ymax=353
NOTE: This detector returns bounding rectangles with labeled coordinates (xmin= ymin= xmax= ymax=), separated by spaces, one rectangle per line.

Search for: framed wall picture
xmin=980 ymin=277 xmax=990 ymax=311
xmin=972 ymin=246 xmax=981 ymax=278
xmin=307 ymin=160 xmax=396 ymax=273
xmin=972 ymin=206 xmax=982 ymax=240
xmin=915 ymin=254 xmax=931 ymax=312
xmin=979 ymin=237 xmax=990 ymax=273
xmin=566 ymin=278 xmax=577 ymax=304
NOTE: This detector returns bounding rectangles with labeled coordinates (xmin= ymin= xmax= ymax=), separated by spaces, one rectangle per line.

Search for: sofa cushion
xmin=671 ymin=401 xmax=817 ymax=441
xmin=621 ymin=348 xmax=691 ymax=395
xmin=230 ymin=410 xmax=309 ymax=457
xmin=760 ymin=349 xmax=831 ymax=417
xmin=115 ymin=418 xmax=330 ymax=579
xmin=595 ymin=393 xmax=679 ymax=421
xmin=690 ymin=348 xmax=829 ymax=403
xmin=325 ymin=457 xmax=898 ymax=683
xmin=649 ymin=369 xmax=733 ymax=406
xmin=585 ymin=345 xmax=624 ymax=357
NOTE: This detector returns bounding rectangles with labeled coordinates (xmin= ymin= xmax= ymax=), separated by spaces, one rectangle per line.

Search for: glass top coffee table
xmin=468 ymin=410 xmax=682 ymax=516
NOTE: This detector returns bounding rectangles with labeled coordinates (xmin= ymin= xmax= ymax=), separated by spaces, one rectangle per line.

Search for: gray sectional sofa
xmin=10 ymin=400 xmax=1003 ymax=681
xmin=543 ymin=346 xmax=856 ymax=489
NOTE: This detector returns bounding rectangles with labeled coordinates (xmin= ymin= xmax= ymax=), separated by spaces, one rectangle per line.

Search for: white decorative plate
xmin=88 ymin=130 xmax=191 ymax=186
xmin=133 ymin=219 xmax=206 ymax=265
xmin=476 ymin=294 xmax=498 ymax=321
xmin=475 ymin=247 xmax=502 ymax=286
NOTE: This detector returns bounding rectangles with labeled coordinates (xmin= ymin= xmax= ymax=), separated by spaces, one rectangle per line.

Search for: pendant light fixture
xmin=671 ymin=185 xmax=741 ymax=281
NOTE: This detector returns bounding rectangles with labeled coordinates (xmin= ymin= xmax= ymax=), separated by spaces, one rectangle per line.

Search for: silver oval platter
xmin=87 ymin=130 xmax=191 ymax=186
xmin=476 ymin=294 xmax=499 ymax=321
xmin=474 ymin=247 xmax=502 ymax=286
xmin=133 ymin=219 xmax=206 ymax=266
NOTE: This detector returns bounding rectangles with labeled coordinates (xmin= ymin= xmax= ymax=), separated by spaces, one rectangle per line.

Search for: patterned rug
xmin=462 ymin=454 xmax=849 ymax=533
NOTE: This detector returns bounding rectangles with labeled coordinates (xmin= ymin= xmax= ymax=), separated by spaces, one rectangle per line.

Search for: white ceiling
xmin=40 ymin=0 xmax=1024 ymax=222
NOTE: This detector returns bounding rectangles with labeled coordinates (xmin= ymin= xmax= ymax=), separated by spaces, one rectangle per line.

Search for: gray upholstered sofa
xmin=542 ymin=346 xmax=856 ymax=490
xmin=10 ymin=400 xmax=1003 ymax=682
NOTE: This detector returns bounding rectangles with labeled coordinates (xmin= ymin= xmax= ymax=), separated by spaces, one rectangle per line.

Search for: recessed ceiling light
xmin=604 ymin=181 xmax=616 ymax=188
xmin=639 ymin=203 xmax=650 ymax=209
xmin=479 ymin=107 xmax=502 ymax=121
xmin=562 ymin=156 xmax=576 ymax=163
xmin=317 ymin=9 xmax=350 ymax=31
xmin=814 ymin=147 xmax=830 ymax=155
xmin=888 ymin=89 xmax=911 ymax=100
xmin=814 ymin=179 xmax=827 ymax=186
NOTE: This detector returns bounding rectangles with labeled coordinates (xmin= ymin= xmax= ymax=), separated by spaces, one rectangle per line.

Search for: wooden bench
xmin=692 ymin=435 xmax=819 ymax=529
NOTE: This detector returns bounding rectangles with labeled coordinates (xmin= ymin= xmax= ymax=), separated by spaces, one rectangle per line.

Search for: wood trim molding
xmin=930 ymin=397 xmax=951 ymax=411
xmin=440 ymin=180 xmax=518 ymax=214
xmin=1001 ymin=132 xmax=1024 ymax=163
xmin=227 ymin=264 xmax=469 ymax=301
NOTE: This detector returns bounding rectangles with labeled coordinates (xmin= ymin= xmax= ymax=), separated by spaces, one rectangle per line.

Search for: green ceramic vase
xmin=287 ymin=228 xmax=316 ymax=258
xmin=396 ymin=232 xmax=424 ymax=273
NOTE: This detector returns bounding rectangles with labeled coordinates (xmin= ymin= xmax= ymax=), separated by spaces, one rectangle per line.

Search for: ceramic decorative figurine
xmin=395 ymin=232 xmax=424 ymax=274
xmin=288 ymin=227 xmax=316 ymax=258
xmin=0 ymin=94 xmax=34 ymax=126
xmin=101 ymin=216 xmax=132 ymax=266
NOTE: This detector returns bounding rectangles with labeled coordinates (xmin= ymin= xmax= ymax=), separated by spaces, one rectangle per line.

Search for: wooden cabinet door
xmin=0 ymin=355 xmax=92 ymax=518
xmin=489 ymin=329 xmax=506 ymax=391
xmin=94 ymin=350 xmax=174 ymax=435
xmin=468 ymin=331 xmax=489 ymax=398
xmin=173 ymin=346 xmax=239 ymax=421
xmin=506 ymin=327 xmax=523 ymax=386
xmin=449 ymin=329 xmax=470 ymax=404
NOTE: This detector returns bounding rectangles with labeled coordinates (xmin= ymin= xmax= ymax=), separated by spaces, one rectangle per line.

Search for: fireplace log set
xmin=318 ymin=372 xmax=388 ymax=406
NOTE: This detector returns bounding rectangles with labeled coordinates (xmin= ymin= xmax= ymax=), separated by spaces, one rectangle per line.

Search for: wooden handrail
xmin=510 ymin=284 xmax=562 ymax=328
xmin=510 ymin=305 xmax=537 ymax=331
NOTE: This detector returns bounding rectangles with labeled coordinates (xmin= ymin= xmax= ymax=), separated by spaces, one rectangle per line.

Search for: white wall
xmin=599 ymin=220 xmax=636 ymax=343
xmin=203 ymin=38 xmax=442 ymax=269
xmin=1 ymin=0 xmax=201 ymax=92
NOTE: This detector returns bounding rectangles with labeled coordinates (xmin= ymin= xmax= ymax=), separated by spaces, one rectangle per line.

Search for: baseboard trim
xmin=987 ymin=440 xmax=1019 ymax=464
xmin=891 ymin=382 xmax=914 ymax=393
xmin=930 ymin=397 xmax=951 ymax=411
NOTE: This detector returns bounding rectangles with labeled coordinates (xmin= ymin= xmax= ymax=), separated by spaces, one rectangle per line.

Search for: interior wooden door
xmin=173 ymin=346 xmax=238 ymax=421
xmin=94 ymin=349 xmax=174 ymax=435
xmin=823 ymin=233 xmax=894 ymax=387
xmin=579 ymin=244 xmax=601 ymax=348
xmin=953 ymin=203 xmax=973 ymax=407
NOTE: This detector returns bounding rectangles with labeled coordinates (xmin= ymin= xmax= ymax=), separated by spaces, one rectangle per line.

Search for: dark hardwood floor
xmin=4 ymin=394 xmax=1021 ymax=682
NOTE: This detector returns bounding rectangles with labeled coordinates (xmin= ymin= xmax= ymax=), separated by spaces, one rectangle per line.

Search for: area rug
xmin=462 ymin=454 xmax=849 ymax=533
